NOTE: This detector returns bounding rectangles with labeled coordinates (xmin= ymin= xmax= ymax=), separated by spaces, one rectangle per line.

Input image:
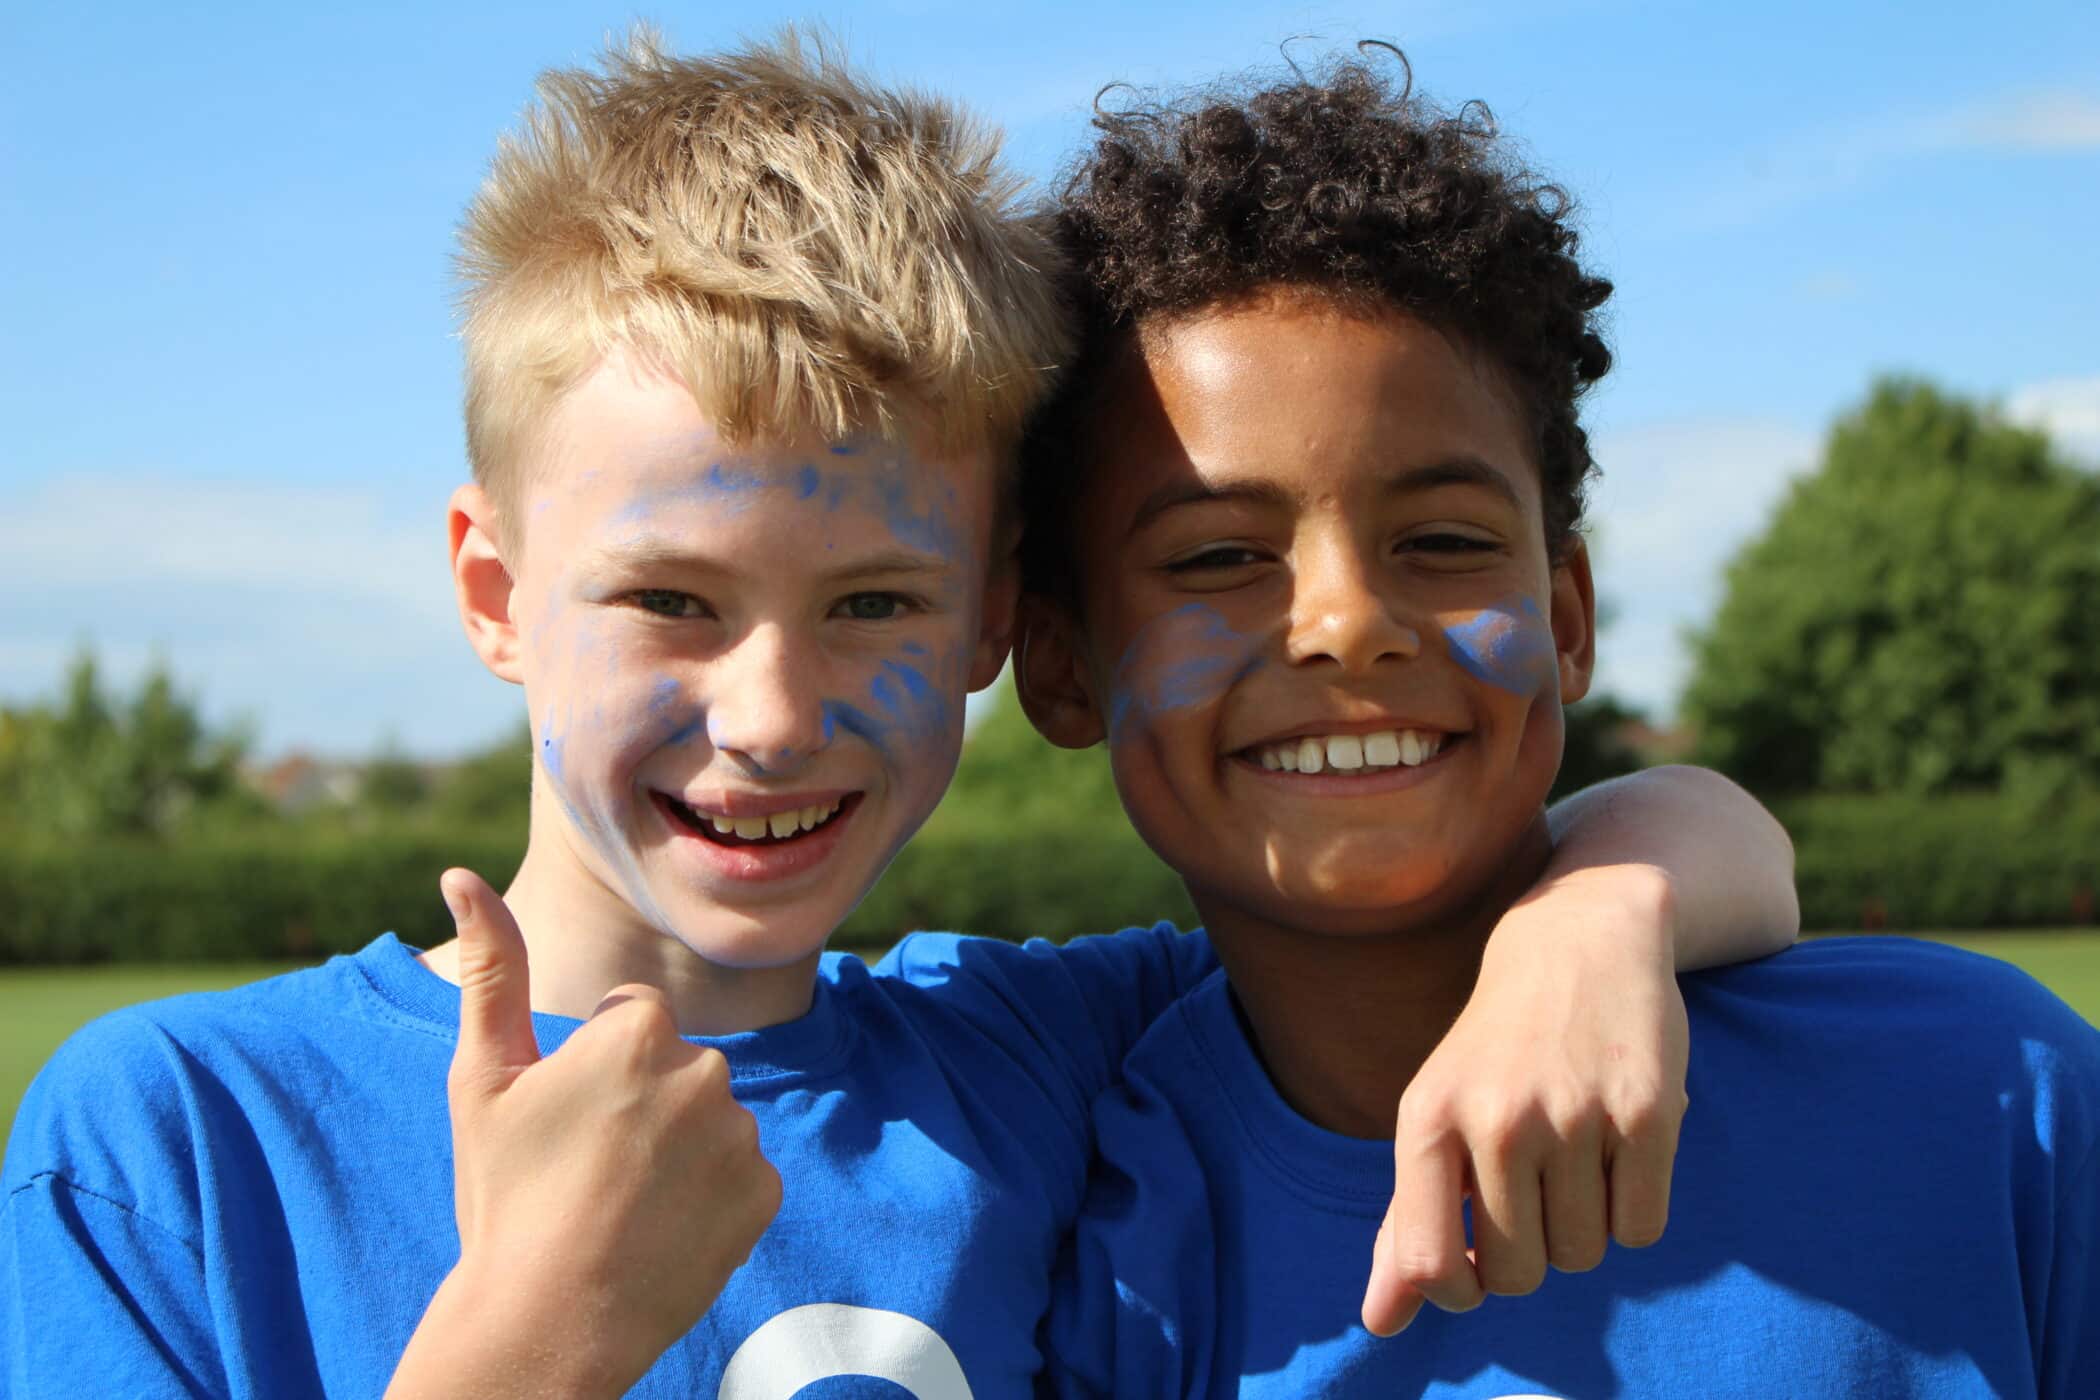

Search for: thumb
xmin=443 ymin=867 xmax=540 ymax=1089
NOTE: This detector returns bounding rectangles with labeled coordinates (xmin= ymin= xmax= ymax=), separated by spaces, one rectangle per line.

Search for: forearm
xmin=1541 ymin=764 xmax=1798 ymax=969
xmin=387 ymin=1262 xmax=643 ymax=1400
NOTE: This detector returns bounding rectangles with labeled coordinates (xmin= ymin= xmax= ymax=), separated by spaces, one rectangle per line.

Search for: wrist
xmin=393 ymin=1254 xmax=644 ymax=1400
xmin=1490 ymin=862 xmax=1678 ymax=963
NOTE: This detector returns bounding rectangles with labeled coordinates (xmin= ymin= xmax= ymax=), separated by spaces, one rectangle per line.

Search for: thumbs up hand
xmin=389 ymin=869 xmax=781 ymax=1399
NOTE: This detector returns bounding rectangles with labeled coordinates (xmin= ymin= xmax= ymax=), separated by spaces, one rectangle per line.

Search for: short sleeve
xmin=4 ymin=1174 xmax=223 ymax=1398
xmin=874 ymin=924 xmax=1217 ymax=1131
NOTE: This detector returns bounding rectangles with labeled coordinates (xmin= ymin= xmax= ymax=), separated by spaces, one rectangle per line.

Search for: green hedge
xmin=3 ymin=791 xmax=2091 ymax=964
xmin=0 ymin=829 xmax=528 ymax=964
xmin=1778 ymin=790 xmax=2100 ymax=932
xmin=0 ymin=816 xmax=1193 ymax=965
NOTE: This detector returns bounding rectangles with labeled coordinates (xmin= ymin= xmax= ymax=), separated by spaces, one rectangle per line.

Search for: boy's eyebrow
xmin=816 ymin=549 xmax=958 ymax=583
xmin=1125 ymin=479 xmax=1294 ymax=538
xmin=1125 ymin=455 xmax=1523 ymax=538
xmin=584 ymin=537 xmax=954 ymax=581
xmin=1381 ymin=457 xmax=1524 ymax=509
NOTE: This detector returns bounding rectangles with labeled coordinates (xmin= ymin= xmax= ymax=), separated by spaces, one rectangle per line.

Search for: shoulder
xmin=3 ymin=950 xmax=390 ymax=1213
xmin=1689 ymin=935 xmax=2095 ymax=1045
xmin=1686 ymin=935 xmax=2100 ymax=1164
xmin=867 ymin=922 xmax=1211 ymax=986
xmin=832 ymin=923 xmax=1215 ymax=1035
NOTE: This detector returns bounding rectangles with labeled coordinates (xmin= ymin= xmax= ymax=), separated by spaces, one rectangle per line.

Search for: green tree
xmin=429 ymin=720 xmax=533 ymax=828
xmin=360 ymin=738 xmax=434 ymax=811
xmin=1682 ymin=377 xmax=2100 ymax=796
xmin=0 ymin=650 xmax=257 ymax=838
xmin=1551 ymin=693 xmax=1651 ymax=803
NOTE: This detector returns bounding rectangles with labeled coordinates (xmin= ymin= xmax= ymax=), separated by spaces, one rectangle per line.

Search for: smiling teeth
xmin=694 ymin=799 xmax=844 ymax=840
xmin=1251 ymin=730 xmax=1444 ymax=773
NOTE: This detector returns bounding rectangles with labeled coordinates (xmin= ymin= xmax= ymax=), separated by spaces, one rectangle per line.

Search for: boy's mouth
xmin=1239 ymin=728 xmax=1456 ymax=775
xmin=656 ymin=791 xmax=859 ymax=846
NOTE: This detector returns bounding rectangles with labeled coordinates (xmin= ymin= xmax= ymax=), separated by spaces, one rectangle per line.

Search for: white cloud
xmin=0 ymin=474 xmax=521 ymax=758
xmin=1660 ymin=85 xmax=2100 ymax=233
xmin=0 ymin=474 xmax=452 ymax=620
xmin=2007 ymin=373 xmax=2100 ymax=464
xmin=1583 ymin=418 xmax=1821 ymax=718
xmin=1938 ymin=91 xmax=2100 ymax=152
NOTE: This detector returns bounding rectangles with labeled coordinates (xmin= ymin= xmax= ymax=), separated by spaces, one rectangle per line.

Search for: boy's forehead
xmin=1086 ymin=304 xmax=1543 ymax=514
xmin=510 ymin=376 xmax=1003 ymax=583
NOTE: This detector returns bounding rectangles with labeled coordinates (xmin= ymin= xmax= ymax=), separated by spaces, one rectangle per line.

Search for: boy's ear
xmin=1013 ymin=595 xmax=1107 ymax=749
xmin=1549 ymin=534 xmax=1597 ymax=705
xmin=968 ymin=527 xmax=1022 ymax=693
xmin=450 ymin=483 xmax=525 ymax=686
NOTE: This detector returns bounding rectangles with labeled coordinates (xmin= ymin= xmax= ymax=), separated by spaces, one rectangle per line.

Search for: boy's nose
xmin=703 ymin=626 xmax=831 ymax=776
xmin=1285 ymin=542 xmax=1422 ymax=672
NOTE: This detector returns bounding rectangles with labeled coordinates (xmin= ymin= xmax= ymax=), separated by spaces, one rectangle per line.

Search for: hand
xmin=425 ymin=868 xmax=782 ymax=1391
xmin=1361 ymin=866 xmax=1689 ymax=1336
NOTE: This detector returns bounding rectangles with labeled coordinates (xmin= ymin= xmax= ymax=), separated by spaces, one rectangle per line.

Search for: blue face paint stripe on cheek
xmin=1106 ymin=603 xmax=1266 ymax=745
xmin=821 ymin=699 xmax=890 ymax=755
xmin=1442 ymin=597 xmax=1559 ymax=695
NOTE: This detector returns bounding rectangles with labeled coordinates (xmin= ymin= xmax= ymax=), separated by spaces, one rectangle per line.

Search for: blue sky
xmin=5 ymin=0 xmax=2096 ymax=758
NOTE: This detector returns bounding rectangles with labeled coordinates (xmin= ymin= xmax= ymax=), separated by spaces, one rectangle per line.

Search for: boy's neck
xmin=421 ymin=817 xmax=822 ymax=1037
xmin=1196 ymin=814 xmax=1555 ymax=1141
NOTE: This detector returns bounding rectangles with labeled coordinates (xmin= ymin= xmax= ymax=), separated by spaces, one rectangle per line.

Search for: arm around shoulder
xmin=1542 ymin=763 xmax=1799 ymax=970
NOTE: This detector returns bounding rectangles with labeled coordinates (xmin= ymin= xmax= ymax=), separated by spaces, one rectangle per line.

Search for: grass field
xmin=4 ymin=931 xmax=2099 ymax=1133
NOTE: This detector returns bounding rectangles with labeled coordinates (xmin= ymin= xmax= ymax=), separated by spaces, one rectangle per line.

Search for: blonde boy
xmin=3 ymin=33 xmax=1795 ymax=1399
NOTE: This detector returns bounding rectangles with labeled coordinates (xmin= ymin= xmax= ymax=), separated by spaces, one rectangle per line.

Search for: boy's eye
xmin=1166 ymin=545 xmax=1267 ymax=573
xmin=630 ymin=589 xmax=713 ymax=619
xmin=1398 ymin=532 xmax=1497 ymax=556
xmin=834 ymin=592 xmax=914 ymax=622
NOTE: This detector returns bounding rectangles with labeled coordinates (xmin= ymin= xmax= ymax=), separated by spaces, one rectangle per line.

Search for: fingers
xmin=1469 ymin=1150 xmax=1546 ymax=1298
xmin=1607 ymin=1095 xmax=1683 ymax=1248
xmin=445 ymin=868 xmax=540 ymax=1091
xmin=1541 ymin=1143 xmax=1609 ymax=1275
xmin=591 ymin=983 xmax=675 ymax=1020
xmin=1363 ymin=1129 xmax=1481 ymax=1336
xmin=1361 ymin=1204 xmax=1422 ymax=1337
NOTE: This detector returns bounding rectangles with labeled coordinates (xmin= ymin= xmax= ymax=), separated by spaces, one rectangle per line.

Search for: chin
xmin=663 ymin=910 xmax=838 ymax=970
xmin=1268 ymin=832 xmax=1460 ymax=899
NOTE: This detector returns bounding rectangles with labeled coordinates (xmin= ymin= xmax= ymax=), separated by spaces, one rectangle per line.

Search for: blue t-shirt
xmin=1044 ymin=937 xmax=2100 ymax=1398
xmin=3 ymin=926 xmax=1214 ymax=1398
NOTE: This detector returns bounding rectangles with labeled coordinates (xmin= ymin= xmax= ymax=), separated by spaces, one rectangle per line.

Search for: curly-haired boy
xmin=1017 ymin=51 xmax=2100 ymax=1396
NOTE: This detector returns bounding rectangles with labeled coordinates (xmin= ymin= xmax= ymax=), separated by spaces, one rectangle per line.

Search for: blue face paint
xmin=1107 ymin=603 xmax=1266 ymax=744
xmin=820 ymin=698 xmax=888 ymax=752
xmin=1442 ymin=597 xmax=1559 ymax=696
xmin=648 ymin=677 xmax=705 ymax=746
xmin=611 ymin=459 xmax=773 ymax=524
xmin=813 ymin=657 xmax=952 ymax=762
xmin=660 ymin=702 xmax=705 ymax=748
xmin=608 ymin=442 xmax=965 ymax=573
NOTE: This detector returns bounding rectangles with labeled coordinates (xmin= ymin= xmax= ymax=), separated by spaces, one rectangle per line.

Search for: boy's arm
xmin=1362 ymin=764 xmax=1797 ymax=1335
xmin=388 ymin=871 xmax=780 ymax=1400
xmin=1538 ymin=763 xmax=1800 ymax=968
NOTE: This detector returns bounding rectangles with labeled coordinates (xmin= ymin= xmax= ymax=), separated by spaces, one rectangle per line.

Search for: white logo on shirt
xmin=718 ymin=1303 xmax=972 ymax=1398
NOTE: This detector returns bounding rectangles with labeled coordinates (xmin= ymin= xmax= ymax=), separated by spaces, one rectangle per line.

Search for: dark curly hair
xmin=1021 ymin=47 xmax=1614 ymax=601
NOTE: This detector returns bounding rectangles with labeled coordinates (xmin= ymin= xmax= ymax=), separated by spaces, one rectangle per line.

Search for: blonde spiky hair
xmin=455 ymin=27 xmax=1071 ymax=540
